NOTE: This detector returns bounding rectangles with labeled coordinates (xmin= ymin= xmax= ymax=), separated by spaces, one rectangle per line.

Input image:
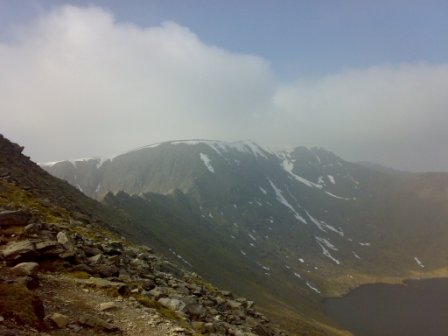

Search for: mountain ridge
xmin=41 ymin=137 xmax=448 ymax=334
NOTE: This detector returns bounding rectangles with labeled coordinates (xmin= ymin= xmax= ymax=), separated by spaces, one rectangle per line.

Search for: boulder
xmin=49 ymin=312 xmax=70 ymax=328
xmin=88 ymin=253 xmax=103 ymax=264
xmin=56 ymin=232 xmax=69 ymax=245
xmin=183 ymin=302 xmax=205 ymax=318
xmin=2 ymin=240 xmax=35 ymax=258
xmin=227 ymin=300 xmax=243 ymax=309
xmin=95 ymin=264 xmax=119 ymax=278
xmin=78 ymin=315 xmax=119 ymax=332
xmin=98 ymin=302 xmax=119 ymax=311
xmin=11 ymin=262 xmax=39 ymax=276
xmin=158 ymin=298 xmax=186 ymax=312
xmin=148 ymin=287 xmax=167 ymax=299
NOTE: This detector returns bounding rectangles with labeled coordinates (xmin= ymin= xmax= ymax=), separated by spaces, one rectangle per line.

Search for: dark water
xmin=324 ymin=278 xmax=448 ymax=336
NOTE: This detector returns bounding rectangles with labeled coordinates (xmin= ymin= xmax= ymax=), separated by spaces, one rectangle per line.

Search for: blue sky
xmin=2 ymin=0 xmax=447 ymax=78
xmin=1 ymin=1 xmax=448 ymax=171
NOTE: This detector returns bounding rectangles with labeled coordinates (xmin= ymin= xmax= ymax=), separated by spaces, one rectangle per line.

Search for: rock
xmin=183 ymin=302 xmax=205 ymax=318
xmin=139 ymin=245 xmax=153 ymax=253
xmin=71 ymin=264 xmax=93 ymax=274
xmin=49 ymin=312 xmax=70 ymax=328
xmin=24 ymin=223 xmax=42 ymax=233
xmin=246 ymin=300 xmax=254 ymax=309
xmin=11 ymin=262 xmax=39 ymax=276
xmin=96 ymin=264 xmax=119 ymax=278
xmin=83 ymin=246 xmax=102 ymax=257
xmin=189 ymin=284 xmax=203 ymax=296
xmin=14 ymin=275 xmax=39 ymax=289
xmin=35 ymin=240 xmax=59 ymax=251
xmin=172 ymin=327 xmax=186 ymax=333
xmin=227 ymin=300 xmax=243 ymax=309
xmin=0 ymin=210 xmax=32 ymax=227
xmin=148 ymin=287 xmax=167 ymax=299
xmin=252 ymin=324 xmax=275 ymax=336
xmin=2 ymin=240 xmax=35 ymax=258
xmin=221 ymin=290 xmax=232 ymax=297
xmin=158 ymin=298 xmax=186 ymax=312
xmin=88 ymin=253 xmax=103 ymax=264
xmin=78 ymin=315 xmax=118 ymax=331
xmin=68 ymin=323 xmax=82 ymax=332
xmin=175 ymin=284 xmax=190 ymax=295
xmin=56 ymin=232 xmax=69 ymax=245
xmin=98 ymin=302 xmax=119 ymax=311
xmin=74 ymin=276 xmax=125 ymax=289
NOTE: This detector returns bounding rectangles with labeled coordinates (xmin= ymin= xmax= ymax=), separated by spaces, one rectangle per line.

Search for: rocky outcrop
xmin=0 ymin=205 xmax=285 ymax=335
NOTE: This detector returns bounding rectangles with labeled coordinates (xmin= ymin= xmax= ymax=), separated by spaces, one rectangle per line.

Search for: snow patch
xmin=259 ymin=186 xmax=267 ymax=195
xmin=169 ymin=248 xmax=193 ymax=267
xmin=317 ymin=176 xmax=326 ymax=186
xmin=325 ymin=191 xmax=351 ymax=200
xmin=278 ymin=153 xmax=323 ymax=189
xmin=305 ymin=211 xmax=344 ymax=236
xmin=414 ymin=257 xmax=425 ymax=268
xmin=306 ymin=282 xmax=321 ymax=294
xmin=315 ymin=236 xmax=340 ymax=265
xmin=327 ymin=175 xmax=336 ymax=184
xmin=268 ymin=179 xmax=307 ymax=224
xmin=199 ymin=153 xmax=215 ymax=173
xmin=315 ymin=236 xmax=338 ymax=251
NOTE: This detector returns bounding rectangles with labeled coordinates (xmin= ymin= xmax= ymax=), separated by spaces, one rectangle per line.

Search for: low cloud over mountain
xmin=2 ymin=5 xmax=448 ymax=171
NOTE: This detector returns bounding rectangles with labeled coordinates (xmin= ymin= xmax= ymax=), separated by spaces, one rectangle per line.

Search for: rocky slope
xmin=0 ymin=134 xmax=287 ymax=336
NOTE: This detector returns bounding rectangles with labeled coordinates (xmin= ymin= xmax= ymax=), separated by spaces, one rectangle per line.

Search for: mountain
xmin=0 ymin=134 xmax=287 ymax=336
xmin=41 ymin=139 xmax=448 ymax=334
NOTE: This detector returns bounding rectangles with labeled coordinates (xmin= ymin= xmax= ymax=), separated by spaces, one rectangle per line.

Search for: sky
xmin=1 ymin=1 xmax=448 ymax=171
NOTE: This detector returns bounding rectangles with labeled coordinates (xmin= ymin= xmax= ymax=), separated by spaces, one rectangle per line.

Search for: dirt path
xmin=34 ymin=273 xmax=189 ymax=336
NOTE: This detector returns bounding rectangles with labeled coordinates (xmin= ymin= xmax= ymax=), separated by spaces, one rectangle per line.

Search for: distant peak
xmin=130 ymin=139 xmax=271 ymax=159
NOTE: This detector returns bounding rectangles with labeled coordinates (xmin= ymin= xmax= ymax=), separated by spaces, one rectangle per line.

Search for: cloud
xmin=1 ymin=5 xmax=448 ymax=171
xmin=274 ymin=63 xmax=448 ymax=170
xmin=0 ymin=5 xmax=275 ymax=160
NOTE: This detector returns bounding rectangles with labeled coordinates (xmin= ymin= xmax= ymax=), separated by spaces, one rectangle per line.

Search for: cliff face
xmin=0 ymin=134 xmax=287 ymax=336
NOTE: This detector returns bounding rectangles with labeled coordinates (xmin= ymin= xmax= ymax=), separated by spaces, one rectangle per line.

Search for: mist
xmin=1 ymin=5 xmax=448 ymax=171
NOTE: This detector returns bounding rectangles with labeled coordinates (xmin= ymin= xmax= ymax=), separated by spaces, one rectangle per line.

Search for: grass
xmin=0 ymin=180 xmax=70 ymax=224
xmin=0 ymin=283 xmax=45 ymax=329
xmin=68 ymin=271 xmax=91 ymax=280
